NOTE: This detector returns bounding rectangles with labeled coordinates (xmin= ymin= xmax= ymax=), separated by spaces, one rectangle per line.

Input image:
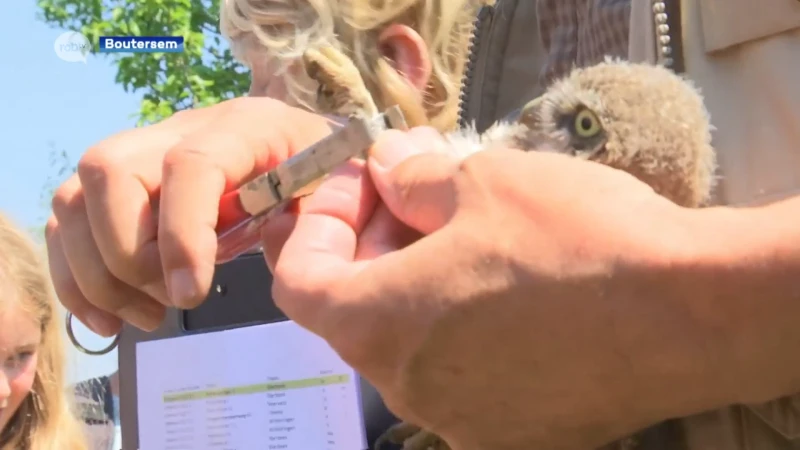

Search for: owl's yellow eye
xmin=573 ymin=109 xmax=602 ymax=137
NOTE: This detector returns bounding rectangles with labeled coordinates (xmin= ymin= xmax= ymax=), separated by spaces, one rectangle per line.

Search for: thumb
xmin=367 ymin=127 xmax=461 ymax=234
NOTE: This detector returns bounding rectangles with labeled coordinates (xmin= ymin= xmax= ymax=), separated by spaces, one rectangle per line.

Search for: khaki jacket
xmin=462 ymin=0 xmax=800 ymax=448
xmin=628 ymin=1 xmax=800 ymax=449
xmin=630 ymin=0 xmax=800 ymax=208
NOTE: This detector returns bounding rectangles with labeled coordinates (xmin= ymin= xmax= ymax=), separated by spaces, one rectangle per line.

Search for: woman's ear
xmin=377 ymin=24 xmax=432 ymax=92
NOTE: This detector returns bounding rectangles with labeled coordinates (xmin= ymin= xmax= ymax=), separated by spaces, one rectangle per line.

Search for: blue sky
xmin=0 ymin=3 xmax=146 ymax=382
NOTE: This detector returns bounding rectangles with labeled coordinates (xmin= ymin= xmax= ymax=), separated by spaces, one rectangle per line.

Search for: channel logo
xmin=99 ymin=36 xmax=184 ymax=53
xmin=54 ymin=31 xmax=91 ymax=63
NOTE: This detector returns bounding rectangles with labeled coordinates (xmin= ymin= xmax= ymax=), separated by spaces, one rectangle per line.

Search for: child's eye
xmin=3 ymin=351 xmax=34 ymax=372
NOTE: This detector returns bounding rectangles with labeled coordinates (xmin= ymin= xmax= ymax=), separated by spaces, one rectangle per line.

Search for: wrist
xmin=660 ymin=199 xmax=800 ymax=408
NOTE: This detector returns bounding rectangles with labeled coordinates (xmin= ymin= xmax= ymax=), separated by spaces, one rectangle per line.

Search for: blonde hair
xmin=0 ymin=213 xmax=87 ymax=450
xmin=220 ymin=0 xmax=491 ymax=131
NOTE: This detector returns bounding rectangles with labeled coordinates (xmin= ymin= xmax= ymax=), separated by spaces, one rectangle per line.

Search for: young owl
xmin=303 ymin=49 xmax=717 ymax=450
xmin=445 ymin=57 xmax=717 ymax=208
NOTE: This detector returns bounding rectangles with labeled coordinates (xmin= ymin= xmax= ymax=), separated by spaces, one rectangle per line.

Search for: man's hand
xmin=47 ymin=97 xmax=335 ymax=336
xmin=265 ymin=128 xmax=737 ymax=449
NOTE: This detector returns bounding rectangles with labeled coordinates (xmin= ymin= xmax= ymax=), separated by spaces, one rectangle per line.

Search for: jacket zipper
xmin=457 ymin=1 xmax=683 ymax=129
xmin=652 ymin=0 xmax=685 ymax=73
xmin=457 ymin=4 xmax=495 ymax=129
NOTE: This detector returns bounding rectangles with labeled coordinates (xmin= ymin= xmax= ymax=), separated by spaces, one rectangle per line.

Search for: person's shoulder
xmin=73 ymin=376 xmax=113 ymax=423
xmin=73 ymin=375 xmax=110 ymax=399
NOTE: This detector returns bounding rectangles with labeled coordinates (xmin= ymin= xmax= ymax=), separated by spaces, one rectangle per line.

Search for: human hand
xmin=47 ymin=97 xmax=336 ymax=336
xmin=265 ymin=128 xmax=731 ymax=449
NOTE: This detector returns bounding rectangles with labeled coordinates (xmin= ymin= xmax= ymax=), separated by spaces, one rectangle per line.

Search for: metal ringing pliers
xmin=66 ymin=106 xmax=409 ymax=355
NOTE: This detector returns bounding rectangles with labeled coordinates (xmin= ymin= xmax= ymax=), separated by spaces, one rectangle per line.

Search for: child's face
xmin=0 ymin=304 xmax=41 ymax=433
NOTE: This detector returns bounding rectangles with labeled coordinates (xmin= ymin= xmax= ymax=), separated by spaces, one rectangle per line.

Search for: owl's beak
xmin=519 ymin=96 xmax=543 ymax=128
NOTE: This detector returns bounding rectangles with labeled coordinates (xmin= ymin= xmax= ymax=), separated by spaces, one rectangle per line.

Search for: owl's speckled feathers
xmin=446 ymin=58 xmax=717 ymax=208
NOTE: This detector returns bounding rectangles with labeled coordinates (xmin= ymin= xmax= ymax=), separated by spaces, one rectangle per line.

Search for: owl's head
xmin=517 ymin=58 xmax=717 ymax=208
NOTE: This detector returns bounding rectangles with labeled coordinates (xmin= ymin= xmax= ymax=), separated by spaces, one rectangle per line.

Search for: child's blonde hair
xmin=220 ymin=0 xmax=491 ymax=131
xmin=0 ymin=213 xmax=86 ymax=450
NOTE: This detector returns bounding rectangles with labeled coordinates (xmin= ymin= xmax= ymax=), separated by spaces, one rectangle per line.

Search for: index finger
xmin=76 ymin=109 xmax=215 ymax=296
xmin=158 ymin=99 xmax=338 ymax=308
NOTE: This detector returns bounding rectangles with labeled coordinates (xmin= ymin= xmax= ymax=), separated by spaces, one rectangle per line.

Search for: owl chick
xmin=445 ymin=57 xmax=717 ymax=208
xmin=302 ymin=51 xmax=717 ymax=450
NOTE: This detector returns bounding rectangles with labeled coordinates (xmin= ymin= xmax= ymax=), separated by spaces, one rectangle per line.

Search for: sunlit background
xmin=0 ymin=2 xmax=146 ymax=383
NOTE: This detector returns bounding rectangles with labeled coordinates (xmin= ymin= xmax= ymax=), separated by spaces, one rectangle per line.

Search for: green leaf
xmin=36 ymin=0 xmax=249 ymax=124
xmin=128 ymin=20 xmax=141 ymax=35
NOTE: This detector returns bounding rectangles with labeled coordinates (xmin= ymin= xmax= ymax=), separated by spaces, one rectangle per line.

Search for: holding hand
xmin=46 ymin=95 xmax=800 ymax=450
xmin=265 ymin=128 xmax=731 ymax=449
xmin=47 ymin=98 xmax=336 ymax=336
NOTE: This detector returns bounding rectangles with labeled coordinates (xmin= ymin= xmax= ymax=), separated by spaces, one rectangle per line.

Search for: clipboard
xmin=118 ymin=254 xmax=402 ymax=450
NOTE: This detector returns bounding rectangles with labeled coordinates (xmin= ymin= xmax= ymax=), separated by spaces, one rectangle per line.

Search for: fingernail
xmin=167 ymin=268 xmax=199 ymax=308
xmin=370 ymin=131 xmax=424 ymax=171
xmin=118 ymin=303 xmax=162 ymax=332
xmin=141 ymin=281 xmax=170 ymax=306
xmin=84 ymin=310 xmax=119 ymax=337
